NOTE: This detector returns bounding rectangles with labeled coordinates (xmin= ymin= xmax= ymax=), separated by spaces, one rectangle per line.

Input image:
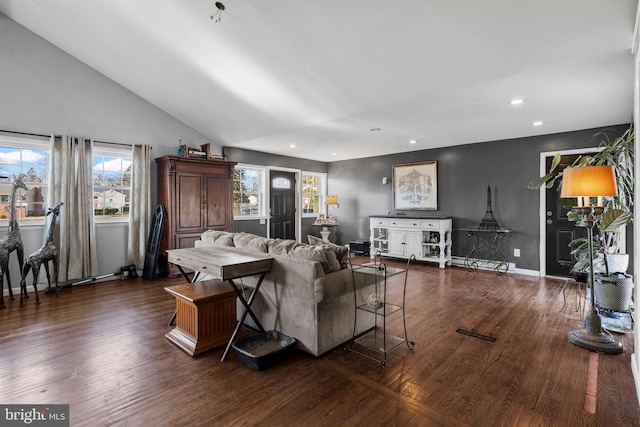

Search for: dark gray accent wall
xmin=328 ymin=124 xmax=631 ymax=271
xmin=227 ymin=126 xmax=632 ymax=273
xmin=225 ymin=147 xmax=328 ymax=238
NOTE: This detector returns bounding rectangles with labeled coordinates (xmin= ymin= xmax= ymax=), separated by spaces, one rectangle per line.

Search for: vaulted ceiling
xmin=1 ymin=0 xmax=637 ymax=161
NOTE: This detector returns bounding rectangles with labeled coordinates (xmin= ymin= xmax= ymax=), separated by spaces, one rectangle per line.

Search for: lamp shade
xmin=560 ymin=165 xmax=617 ymax=198
xmin=326 ymin=195 xmax=339 ymax=206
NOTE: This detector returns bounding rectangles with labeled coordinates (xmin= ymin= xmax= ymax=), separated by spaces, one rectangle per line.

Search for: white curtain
xmin=126 ymin=144 xmax=152 ymax=267
xmin=48 ymin=135 xmax=99 ymax=282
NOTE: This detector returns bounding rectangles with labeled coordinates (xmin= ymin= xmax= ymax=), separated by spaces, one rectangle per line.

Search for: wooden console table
xmin=166 ymin=246 xmax=273 ymax=361
xmin=165 ymin=279 xmax=237 ymax=356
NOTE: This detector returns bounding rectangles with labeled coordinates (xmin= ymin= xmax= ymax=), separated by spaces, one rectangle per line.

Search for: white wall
xmin=631 ymin=2 xmax=640 ymax=407
xmin=0 ymin=13 xmax=222 ymax=291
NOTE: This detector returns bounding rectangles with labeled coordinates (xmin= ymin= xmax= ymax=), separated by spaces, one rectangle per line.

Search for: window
xmin=0 ymin=136 xmax=49 ymax=221
xmin=233 ymin=165 xmax=265 ymax=218
xmin=93 ymin=146 xmax=132 ymax=219
xmin=0 ymin=136 xmax=133 ymax=222
xmin=302 ymin=172 xmax=326 ymax=216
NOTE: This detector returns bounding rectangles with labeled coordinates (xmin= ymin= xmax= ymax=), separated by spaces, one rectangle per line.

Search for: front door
xmin=270 ymin=170 xmax=296 ymax=240
xmin=545 ymin=154 xmax=590 ymax=277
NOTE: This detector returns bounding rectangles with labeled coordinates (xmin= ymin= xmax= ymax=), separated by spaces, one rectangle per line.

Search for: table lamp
xmin=560 ymin=165 xmax=622 ymax=353
xmin=326 ymin=195 xmax=339 ymax=219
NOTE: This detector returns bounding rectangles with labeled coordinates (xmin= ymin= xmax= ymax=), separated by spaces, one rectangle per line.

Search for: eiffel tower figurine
xmin=478 ymin=185 xmax=500 ymax=231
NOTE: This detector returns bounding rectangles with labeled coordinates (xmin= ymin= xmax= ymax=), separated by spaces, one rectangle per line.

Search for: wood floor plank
xmin=1 ymin=260 xmax=639 ymax=426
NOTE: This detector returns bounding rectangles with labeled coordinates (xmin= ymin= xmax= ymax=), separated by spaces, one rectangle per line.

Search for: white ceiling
xmin=1 ymin=0 xmax=637 ymax=161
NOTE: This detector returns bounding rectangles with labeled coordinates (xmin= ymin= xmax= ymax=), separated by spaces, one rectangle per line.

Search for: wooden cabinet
xmin=156 ymin=156 xmax=236 ymax=276
xmin=388 ymin=229 xmax=423 ymax=257
xmin=370 ymin=216 xmax=452 ymax=268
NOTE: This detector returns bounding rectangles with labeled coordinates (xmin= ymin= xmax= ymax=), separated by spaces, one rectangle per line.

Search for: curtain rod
xmin=0 ymin=129 xmax=150 ymax=148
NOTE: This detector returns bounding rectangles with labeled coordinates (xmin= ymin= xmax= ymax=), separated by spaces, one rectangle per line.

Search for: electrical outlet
xmin=514 ymin=248 xmax=521 ymax=257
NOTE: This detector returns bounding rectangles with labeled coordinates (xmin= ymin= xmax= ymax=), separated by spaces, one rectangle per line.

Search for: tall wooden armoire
xmin=156 ymin=156 xmax=236 ymax=276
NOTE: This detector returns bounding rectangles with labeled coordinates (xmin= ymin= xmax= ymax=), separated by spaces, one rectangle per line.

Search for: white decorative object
xmin=605 ymin=253 xmax=629 ymax=274
xmin=366 ymin=293 xmax=383 ymax=309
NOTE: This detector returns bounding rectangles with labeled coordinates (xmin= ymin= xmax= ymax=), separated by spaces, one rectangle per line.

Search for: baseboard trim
xmin=449 ymin=257 xmax=540 ymax=276
xmin=631 ymin=353 xmax=640 ymax=407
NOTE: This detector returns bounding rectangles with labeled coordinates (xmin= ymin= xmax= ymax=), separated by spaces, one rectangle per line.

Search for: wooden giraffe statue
xmin=19 ymin=202 xmax=64 ymax=307
xmin=0 ymin=174 xmax=28 ymax=308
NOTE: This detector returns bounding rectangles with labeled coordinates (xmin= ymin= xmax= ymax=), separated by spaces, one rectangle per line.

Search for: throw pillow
xmin=320 ymin=245 xmax=342 ymax=272
xmin=201 ymin=230 xmax=234 ymax=246
xmin=233 ymin=232 xmax=269 ymax=253
xmin=269 ymin=239 xmax=303 ymax=255
xmin=290 ymin=245 xmax=331 ymax=273
xmin=308 ymin=235 xmax=349 ymax=266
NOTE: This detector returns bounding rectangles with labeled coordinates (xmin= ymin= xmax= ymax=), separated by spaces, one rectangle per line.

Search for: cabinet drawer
xmin=389 ymin=219 xmax=421 ymax=229
xmin=371 ymin=218 xmax=389 ymax=226
xmin=421 ymin=220 xmax=442 ymax=230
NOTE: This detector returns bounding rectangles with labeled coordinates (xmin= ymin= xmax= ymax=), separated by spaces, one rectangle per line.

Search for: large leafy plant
xmin=528 ymin=125 xmax=634 ymax=275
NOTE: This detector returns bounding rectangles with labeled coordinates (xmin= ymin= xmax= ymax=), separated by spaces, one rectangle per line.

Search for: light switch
xmin=382 ymin=177 xmax=388 ymax=185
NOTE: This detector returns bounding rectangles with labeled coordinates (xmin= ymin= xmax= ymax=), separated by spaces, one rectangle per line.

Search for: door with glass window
xmin=545 ymin=154 xmax=591 ymax=277
xmin=270 ymin=171 xmax=295 ymax=240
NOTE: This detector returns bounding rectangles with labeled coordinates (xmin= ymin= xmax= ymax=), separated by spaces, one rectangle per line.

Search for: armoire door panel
xmin=175 ymin=233 xmax=203 ymax=251
xmin=205 ymin=176 xmax=229 ymax=229
xmin=176 ymin=174 xmax=204 ymax=231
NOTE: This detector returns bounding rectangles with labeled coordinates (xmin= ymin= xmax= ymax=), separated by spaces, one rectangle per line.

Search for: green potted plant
xmin=528 ymin=125 xmax=634 ymax=311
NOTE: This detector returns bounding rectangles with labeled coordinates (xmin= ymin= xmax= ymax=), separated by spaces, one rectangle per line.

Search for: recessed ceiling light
xmin=370 ymin=128 xmax=381 ymax=132
xmin=509 ymin=99 xmax=524 ymax=105
xmin=289 ymin=144 xmax=296 ymax=148
xmin=409 ymin=140 xmax=418 ymax=144
xmin=532 ymin=121 xmax=544 ymax=126
xmin=331 ymin=152 xmax=337 ymax=156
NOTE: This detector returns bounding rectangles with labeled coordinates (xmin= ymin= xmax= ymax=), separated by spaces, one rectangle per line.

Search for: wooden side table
xmin=165 ymin=279 xmax=236 ymax=356
xmin=312 ymin=223 xmax=337 ymax=242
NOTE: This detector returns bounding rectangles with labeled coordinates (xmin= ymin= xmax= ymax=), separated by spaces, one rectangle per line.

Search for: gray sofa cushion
xmin=201 ymin=230 xmax=235 ymax=246
xmin=233 ymin=232 xmax=270 ymax=253
xmin=269 ymin=239 xmax=303 ymax=255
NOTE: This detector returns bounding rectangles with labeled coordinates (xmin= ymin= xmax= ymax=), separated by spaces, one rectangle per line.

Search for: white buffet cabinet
xmin=369 ymin=216 xmax=452 ymax=268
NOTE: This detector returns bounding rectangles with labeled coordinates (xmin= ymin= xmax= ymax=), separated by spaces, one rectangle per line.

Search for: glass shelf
xmin=354 ymin=329 xmax=406 ymax=354
xmin=351 ymin=263 xmax=406 ymax=278
xmin=345 ymin=252 xmax=414 ymax=368
xmin=355 ymin=302 xmax=403 ymax=316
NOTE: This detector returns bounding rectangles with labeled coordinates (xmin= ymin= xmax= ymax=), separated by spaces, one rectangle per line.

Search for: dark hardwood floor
xmin=1 ymin=257 xmax=639 ymax=426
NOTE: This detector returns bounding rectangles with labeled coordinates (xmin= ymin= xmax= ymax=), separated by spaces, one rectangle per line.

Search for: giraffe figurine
xmin=19 ymin=202 xmax=64 ymax=307
xmin=0 ymin=174 xmax=29 ymax=308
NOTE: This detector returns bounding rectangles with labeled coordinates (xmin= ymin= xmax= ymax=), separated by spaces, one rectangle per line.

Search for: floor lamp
xmin=560 ymin=165 xmax=623 ymax=354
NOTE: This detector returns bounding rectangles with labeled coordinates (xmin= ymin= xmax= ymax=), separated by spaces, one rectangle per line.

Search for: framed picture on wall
xmin=393 ymin=161 xmax=438 ymax=210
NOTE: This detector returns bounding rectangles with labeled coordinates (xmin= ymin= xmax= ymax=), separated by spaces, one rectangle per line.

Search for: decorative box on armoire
xmin=156 ymin=156 xmax=237 ymax=276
